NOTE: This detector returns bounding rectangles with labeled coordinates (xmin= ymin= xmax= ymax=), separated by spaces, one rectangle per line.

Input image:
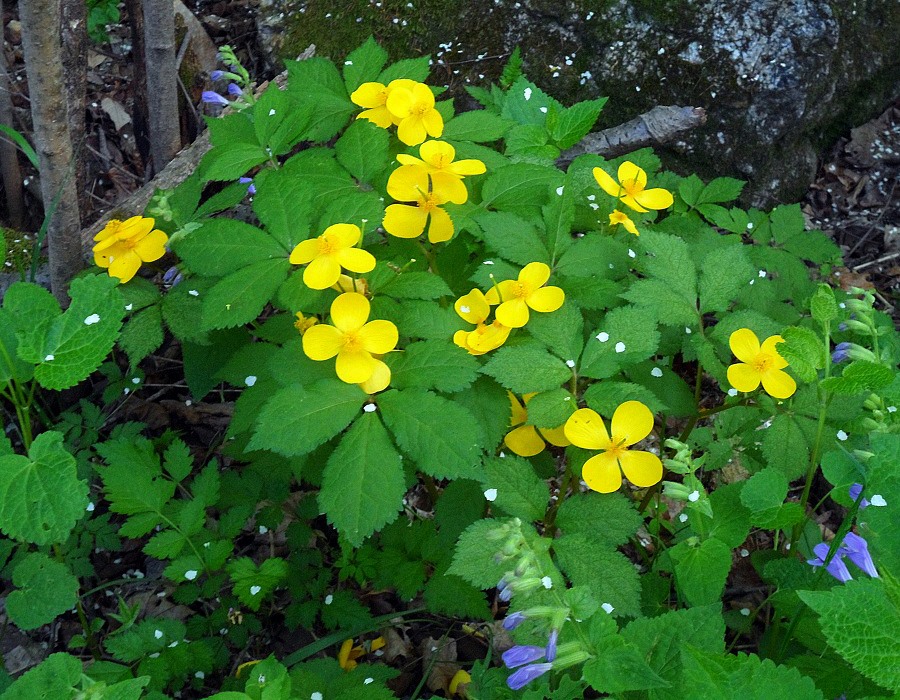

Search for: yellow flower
xmin=93 ymin=216 xmax=168 ymax=284
xmin=302 ymin=293 xmax=398 ymax=385
xmin=727 ymin=328 xmax=796 ymax=399
xmin=396 ymin=140 xmax=486 ymax=204
xmin=359 ymin=357 xmax=391 ymax=394
xmin=564 ymin=401 xmax=662 ymax=493
xmin=609 ymin=210 xmax=639 ymax=236
xmin=504 ymin=392 xmax=571 ymax=457
xmin=452 ymin=288 xmax=511 ymax=355
xmin=332 ymin=274 xmax=369 ymax=296
xmin=383 ymin=165 xmax=454 ymax=243
xmin=337 ymin=636 xmax=385 ymax=672
xmin=593 ymin=161 xmax=674 ymax=213
xmin=448 ymin=669 xmax=472 ymax=697
xmin=386 ymin=82 xmax=444 ymax=146
xmin=289 ymin=223 xmax=376 ymax=290
xmin=350 ymin=78 xmax=417 ymax=128
xmin=484 ymin=262 xmax=565 ymax=328
xmin=293 ymin=311 xmax=318 ymax=334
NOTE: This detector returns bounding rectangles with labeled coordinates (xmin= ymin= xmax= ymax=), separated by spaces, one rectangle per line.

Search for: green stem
xmin=76 ymin=600 xmax=102 ymax=661
xmin=416 ymin=240 xmax=440 ymax=277
xmin=543 ymin=461 xmax=574 ymax=533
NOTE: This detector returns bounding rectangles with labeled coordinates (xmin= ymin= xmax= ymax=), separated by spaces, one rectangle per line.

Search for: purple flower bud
xmin=506 ymin=662 xmax=553 ymax=690
xmin=202 ymin=91 xmax=229 ymax=107
xmin=502 ymin=612 xmax=527 ymax=630
xmin=849 ymin=483 xmax=869 ymax=509
xmin=832 ymin=342 xmax=851 ymax=364
xmin=545 ymin=629 xmax=558 ymax=662
xmin=239 ymin=177 xmax=257 ymax=196
xmin=807 ymin=542 xmax=853 ymax=583
xmin=838 ymin=322 xmax=848 ymax=331
xmin=210 ymin=70 xmax=224 ymax=81
xmin=162 ymin=266 xmax=181 ymax=285
xmin=502 ymin=645 xmax=546 ymax=669
xmin=841 ymin=532 xmax=878 ymax=578
xmin=227 ymin=83 xmax=243 ymax=96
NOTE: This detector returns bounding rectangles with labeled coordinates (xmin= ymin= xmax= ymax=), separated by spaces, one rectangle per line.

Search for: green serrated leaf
xmin=385 ymin=340 xmax=479 ymax=392
xmin=424 ymin=565 xmax=491 ymax=619
xmin=379 ymin=388 xmax=482 ymax=479
xmin=343 ymin=37 xmax=389 ymax=92
xmin=377 ymin=55 xmax=431 ymax=84
xmin=699 ymin=244 xmax=754 ymax=313
xmin=480 ymin=164 xmax=561 ymax=216
xmin=18 ymin=275 xmax=126 ymax=390
xmin=481 ymin=344 xmax=571 ymax=393
xmin=374 ymin=271 xmax=452 ymax=300
xmin=0 ymin=653 xmax=82 ymax=699
xmin=524 ymin=389 xmax=575 ymax=429
xmin=821 ymin=360 xmax=895 ymax=394
xmin=198 ymin=143 xmax=269 ymax=182
xmin=319 ymin=413 xmax=404 ymax=546
xmin=761 ymin=413 xmax=812 ymax=480
xmin=548 ymin=98 xmax=606 ymax=149
xmin=697 ymin=177 xmax=746 ymax=204
xmin=449 ymin=519 xmax=513 ymax=589
xmin=482 ymin=455 xmax=548 ymax=521
xmin=580 ymin=307 xmax=660 ymax=380
xmin=201 ymin=259 xmax=291 ymax=330
xmin=252 ymin=168 xmax=315 ymax=250
xmin=334 ymin=119 xmax=390 ymax=184
xmin=0 ymin=431 xmax=88 ymax=545
xmin=583 ymin=639 xmax=669 ymax=694
xmin=118 ymin=304 xmax=163 ymax=366
xmin=555 ymin=492 xmax=642 ymax=548
xmin=525 ymin=300 xmax=584 ymax=362
xmin=227 ymin=556 xmax=289 ymax=611
xmin=6 ymin=553 xmax=79 ymax=630
xmin=810 ymin=283 xmax=838 ymax=325
xmin=286 ymin=58 xmax=354 ymax=142
xmin=553 ymin=535 xmax=641 ymax=617
xmin=473 ymin=210 xmax=550 ymax=265
xmin=670 ymin=537 xmax=732 ymax=607
xmin=249 ymin=381 xmax=364 ymax=457
xmin=778 ymin=326 xmax=825 ymax=383
xmin=443 ymin=110 xmax=510 ymax=142
xmin=175 ymin=219 xmax=289 ymax=277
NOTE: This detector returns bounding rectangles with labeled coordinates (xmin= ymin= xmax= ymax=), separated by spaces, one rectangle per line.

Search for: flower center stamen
xmin=342 ymin=331 xmax=363 ymax=352
xmin=752 ymin=353 xmax=774 ymax=373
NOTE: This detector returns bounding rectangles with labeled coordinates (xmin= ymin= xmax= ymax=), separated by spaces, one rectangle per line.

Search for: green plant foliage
xmin=5 ymin=552 xmax=79 ymax=630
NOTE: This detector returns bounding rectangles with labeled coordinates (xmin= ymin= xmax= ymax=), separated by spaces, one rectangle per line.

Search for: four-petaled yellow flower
xmin=564 ymin=401 xmax=662 ymax=494
xmin=93 ymin=216 xmax=168 ymax=284
xmin=302 ymin=292 xmax=398 ymax=385
xmin=609 ymin=210 xmax=639 ymax=236
xmin=386 ymin=82 xmax=444 ymax=146
xmin=337 ymin=636 xmax=385 ymax=671
xmin=727 ymin=328 xmax=796 ymax=399
xmin=453 ymin=288 xmax=510 ymax=355
xmin=383 ymin=165 xmax=454 ymax=243
xmin=484 ymin=262 xmax=565 ymax=328
xmin=396 ymin=140 xmax=486 ymax=204
xmin=504 ymin=392 xmax=570 ymax=457
xmin=350 ymin=79 xmax=417 ymax=128
xmin=289 ymin=223 xmax=376 ymax=290
xmin=593 ymin=161 xmax=674 ymax=213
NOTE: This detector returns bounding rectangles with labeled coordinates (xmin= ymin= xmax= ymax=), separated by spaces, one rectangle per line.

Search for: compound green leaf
xmin=699 ymin=244 xmax=754 ymax=313
xmin=480 ymin=344 xmax=571 ymax=393
xmin=449 ymin=519 xmax=514 ymax=589
xmin=227 ymin=556 xmax=289 ymax=611
xmin=580 ymin=306 xmax=660 ymax=380
xmin=200 ymin=259 xmax=291 ymax=330
xmin=319 ymin=412 xmax=405 ymax=546
xmin=334 ymin=119 xmax=390 ymax=184
xmin=0 ymin=431 xmax=88 ymax=545
xmin=198 ymin=142 xmax=269 ymax=182
xmin=670 ymin=537 xmax=733 ymax=607
xmin=482 ymin=455 xmax=548 ymax=522
xmin=343 ymin=36 xmax=389 ymax=92
xmin=474 ymin=210 xmax=550 ymax=265
xmin=443 ymin=110 xmax=511 ymax=142
xmin=174 ymin=219 xmax=288 ymax=277
xmin=553 ymin=534 xmax=641 ymax=617
xmin=555 ymin=492 xmax=642 ymax=548
xmin=385 ymin=340 xmax=479 ymax=393
xmin=0 ymin=652 xmax=82 ymax=699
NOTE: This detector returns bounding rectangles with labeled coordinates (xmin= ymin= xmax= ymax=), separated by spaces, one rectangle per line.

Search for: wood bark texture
xmin=18 ymin=0 xmax=84 ymax=302
xmin=142 ymin=0 xmax=181 ymax=174
xmin=0 ymin=0 xmax=26 ymax=229
xmin=59 ymin=0 xmax=89 ymax=213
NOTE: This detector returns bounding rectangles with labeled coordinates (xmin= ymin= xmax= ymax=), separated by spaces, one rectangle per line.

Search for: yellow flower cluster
xmin=350 ymin=79 xmax=444 ymax=146
xmin=504 ymin=392 xmax=570 ymax=457
xmin=383 ymin=141 xmax=486 ymax=243
xmin=453 ymin=262 xmax=565 ymax=356
xmin=727 ymin=328 xmax=796 ymax=399
xmin=593 ymin=160 xmax=674 ymax=237
xmin=92 ymin=216 xmax=168 ymax=284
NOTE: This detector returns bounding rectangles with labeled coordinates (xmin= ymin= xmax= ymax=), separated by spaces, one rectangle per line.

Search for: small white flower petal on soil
xmin=84 ymin=313 xmax=101 ymax=325
xmin=651 ymin=367 xmax=663 ymax=377
xmin=596 ymin=331 xmax=609 ymax=342
xmin=245 ymin=375 xmax=257 ymax=387
xmin=484 ymin=488 xmax=498 ymax=502
xmin=871 ymin=494 xmax=887 ymax=507
xmin=601 ymin=603 xmax=614 ymax=614
xmin=184 ymin=570 xmax=198 ymax=581
xmin=250 ymin=585 xmax=262 ymax=596
xmin=615 ymin=342 xmax=626 ymax=353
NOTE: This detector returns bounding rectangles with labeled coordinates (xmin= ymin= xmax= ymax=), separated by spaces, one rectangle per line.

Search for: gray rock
xmin=256 ymin=0 xmax=900 ymax=205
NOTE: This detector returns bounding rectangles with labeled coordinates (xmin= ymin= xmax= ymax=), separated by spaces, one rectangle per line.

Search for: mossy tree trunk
xmin=0 ymin=0 xmax=25 ymax=229
xmin=142 ymin=0 xmax=181 ymax=174
xmin=18 ymin=0 xmax=83 ymax=302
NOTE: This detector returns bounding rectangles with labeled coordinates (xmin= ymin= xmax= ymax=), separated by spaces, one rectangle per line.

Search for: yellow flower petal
xmin=419 ymin=139 xmax=454 ymax=166
xmin=396 ymin=153 xmax=426 ymax=167
xmin=422 ymin=108 xmax=444 ymax=138
xmin=350 ymin=82 xmax=388 ymax=108
xmin=634 ymin=187 xmax=674 ymax=211
xmin=618 ymin=449 xmax=663 ymax=488
xmin=426 ymin=207 xmax=454 ymax=243
xmin=617 ymin=161 xmax=647 ymax=190
xmin=727 ymin=362 xmax=762 ymax=393
xmin=323 ymin=223 xmax=361 ymax=248
xmin=610 ymin=400 xmax=654 ymax=447
xmin=455 ymin=289 xmax=490 ymax=325
xmin=453 ymin=330 xmax=475 ymax=353
xmin=582 ymin=452 xmax=622 ymax=493
xmin=411 ymin=82 xmax=435 ymax=108
xmin=336 ymin=349 xmax=377 ymax=384
xmin=337 ymin=247 xmax=376 ymax=274
xmin=357 ymin=319 xmax=399 ymax=355
xmin=504 ymin=425 xmax=545 ymax=457
xmin=526 ymin=286 xmax=565 ymax=313
xmin=303 ymin=255 xmax=342 ymax=290
xmin=108 ymin=252 xmax=142 ymax=283
xmin=538 ymin=424 xmax=570 ymax=447
xmin=330 ymin=292 xmax=370 ymax=333
xmin=466 ymin=321 xmax=510 ymax=353
xmin=495 ymin=297 xmax=529 ymax=328
xmin=337 ymin=639 xmax=355 ymax=669
xmin=518 ymin=261 xmax=551 ymax=290
xmin=507 ymin=392 xmax=527 ymax=426
xmin=592 ymin=167 xmax=622 ymax=198
xmin=397 ymin=115 xmax=428 ymax=147
xmin=303 ymin=324 xmax=343 ymax=361
xmin=564 ymin=408 xmax=610 ymax=450
xmin=387 ymin=164 xmax=429 ymax=202
xmin=133 ymin=229 xmax=168 ymax=262
xmin=383 ymin=204 xmax=428 ymax=239
xmin=289 ymin=238 xmax=319 ymax=265
xmin=619 ymin=194 xmax=649 ymax=213
xmin=729 ymin=328 xmax=761 ymax=364
xmin=430 ymin=171 xmax=468 ymax=204
xmin=761 ymin=368 xmax=797 ymax=399
xmin=359 ymin=359 xmax=391 ymax=394
xmin=449 ymin=159 xmax=486 ymax=176
xmin=760 ymin=335 xmax=788 ymax=368
xmin=357 ymin=106 xmax=394 ymax=129
xmin=493 ymin=279 xmax=519 ymax=303
xmin=448 ymin=669 xmax=471 ymax=696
